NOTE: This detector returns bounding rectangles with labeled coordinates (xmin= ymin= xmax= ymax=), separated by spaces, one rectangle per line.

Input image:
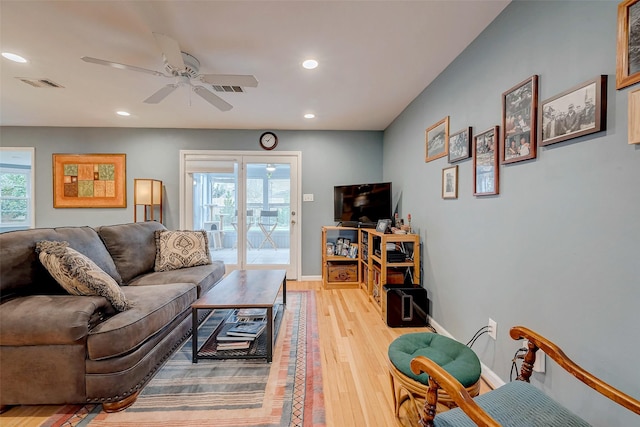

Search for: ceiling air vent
xmin=212 ymin=85 xmax=244 ymax=93
xmin=17 ymin=77 xmax=64 ymax=88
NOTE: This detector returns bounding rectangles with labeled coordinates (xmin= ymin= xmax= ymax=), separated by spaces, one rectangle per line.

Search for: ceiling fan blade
xmin=144 ymin=84 xmax=179 ymax=104
xmin=81 ymin=56 xmax=168 ymax=77
xmin=153 ymin=32 xmax=185 ymax=69
xmin=199 ymin=74 xmax=258 ymax=88
xmin=193 ymin=86 xmax=233 ymax=111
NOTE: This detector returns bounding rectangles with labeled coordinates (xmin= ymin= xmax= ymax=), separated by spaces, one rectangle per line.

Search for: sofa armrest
xmin=410 ymin=355 xmax=500 ymax=427
xmin=510 ymin=326 xmax=640 ymax=415
xmin=0 ymin=295 xmax=114 ymax=346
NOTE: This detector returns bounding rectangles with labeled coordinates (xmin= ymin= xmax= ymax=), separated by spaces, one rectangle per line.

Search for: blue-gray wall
xmin=384 ymin=1 xmax=639 ymax=425
xmin=0 ymin=127 xmax=383 ymax=277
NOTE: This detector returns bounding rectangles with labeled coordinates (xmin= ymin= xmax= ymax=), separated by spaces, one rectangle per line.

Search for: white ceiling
xmin=0 ymin=1 xmax=509 ymax=131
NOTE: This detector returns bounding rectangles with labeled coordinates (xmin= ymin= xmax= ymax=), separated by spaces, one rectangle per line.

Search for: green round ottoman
xmin=387 ymin=332 xmax=481 ymax=419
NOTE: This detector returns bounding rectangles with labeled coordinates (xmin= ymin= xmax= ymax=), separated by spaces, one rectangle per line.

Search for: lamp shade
xmin=134 ymin=179 xmax=162 ymax=222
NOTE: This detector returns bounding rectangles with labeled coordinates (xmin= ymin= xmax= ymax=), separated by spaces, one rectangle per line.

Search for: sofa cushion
xmin=36 ymin=241 xmax=131 ymax=312
xmin=128 ymin=262 xmax=225 ymax=297
xmin=0 ymin=226 xmax=122 ymax=299
xmin=97 ymin=222 xmax=167 ymax=284
xmin=154 ymin=230 xmax=211 ymax=272
xmin=86 ymin=283 xmax=196 ymax=360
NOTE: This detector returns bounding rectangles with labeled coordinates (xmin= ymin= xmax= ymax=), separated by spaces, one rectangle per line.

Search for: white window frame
xmin=0 ymin=147 xmax=35 ymax=230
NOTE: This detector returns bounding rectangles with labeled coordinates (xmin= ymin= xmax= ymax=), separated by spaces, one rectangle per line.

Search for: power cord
xmin=510 ymin=346 xmax=528 ymax=381
xmin=466 ymin=325 xmax=490 ymax=348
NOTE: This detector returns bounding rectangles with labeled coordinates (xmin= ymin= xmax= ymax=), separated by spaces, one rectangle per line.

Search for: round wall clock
xmin=259 ymin=132 xmax=278 ymax=150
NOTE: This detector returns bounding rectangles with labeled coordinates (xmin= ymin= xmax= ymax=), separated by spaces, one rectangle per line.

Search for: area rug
xmin=41 ymin=290 xmax=324 ymax=427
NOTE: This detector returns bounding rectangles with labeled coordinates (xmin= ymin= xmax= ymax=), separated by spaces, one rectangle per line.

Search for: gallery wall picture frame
xmin=473 ymin=126 xmax=499 ymax=197
xmin=442 ymin=165 xmax=458 ymax=199
xmin=448 ymin=127 xmax=472 ymax=163
xmin=501 ymin=75 xmax=538 ymax=164
xmin=425 ymin=116 xmax=449 ymax=162
xmin=616 ymin=0 xmax=640 ymax=90
xmin=539 ymin=75 xmax=607 ymax=147
xmin=53 ymin=153 xmax=126 ymax=208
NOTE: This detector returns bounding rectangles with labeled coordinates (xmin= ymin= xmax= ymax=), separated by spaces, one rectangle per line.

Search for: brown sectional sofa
xmin=0 ymin=221 xmax=225 ymax=411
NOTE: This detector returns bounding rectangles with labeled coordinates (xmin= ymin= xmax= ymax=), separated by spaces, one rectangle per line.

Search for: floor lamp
xmin=134 ymin=178 xmax=163 ymax=223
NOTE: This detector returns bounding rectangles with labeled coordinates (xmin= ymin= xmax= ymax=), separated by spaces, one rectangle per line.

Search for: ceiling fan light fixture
xmin=302 ymin=59 xmax=318 ymax=70
xmin=2 ymin=52 xmax=27 ymax=63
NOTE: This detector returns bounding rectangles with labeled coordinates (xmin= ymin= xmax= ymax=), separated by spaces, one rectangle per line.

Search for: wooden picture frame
xmin=442 ymin=165 xmax=458 ymax=199
xmin=630 ymin=88 xmax=640 ymax=144
xmin=501 ymin=75 xmax=538 ymax=164
xmin=539 ymin=75 xmax=607 ymax=147
xmin=616 ymin=0 xmax=640 ymax=90
xmin=473 ymin=126 xmax=499 ymax=196
xmin=425 ymin=116 xmax=449 ymax=162
xmin=53 ymin=153 xmax=126 ymax=208
xmin=448 ymin=127 xmax=472 ymax=163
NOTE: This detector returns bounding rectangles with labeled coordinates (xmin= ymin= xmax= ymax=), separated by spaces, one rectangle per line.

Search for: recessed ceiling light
xmin=302 ymin=59 xmax=318 ymax=70
xmin=116 ymin=111 xmax=131 ymax=117
xmin=2 ymin=52 xmax=27 ymax=63
xmin=304 ymin=113 xmax=315 ymax=119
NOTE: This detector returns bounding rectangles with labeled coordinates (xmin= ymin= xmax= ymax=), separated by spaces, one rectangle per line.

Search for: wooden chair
xmin=410 ymin=326 xmax=640 ymax=426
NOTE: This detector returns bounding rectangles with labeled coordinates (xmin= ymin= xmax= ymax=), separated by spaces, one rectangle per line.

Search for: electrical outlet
xmin=303 ymin=193 xmax=314 ymax=202
xmin=488 ymin=318 xmax=497 ymax=340
xmin=522 ymin=339 xmax=546 ymax=373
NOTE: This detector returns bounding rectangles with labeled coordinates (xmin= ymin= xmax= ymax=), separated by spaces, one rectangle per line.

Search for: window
xmin=0 ymin=148 xmax=34 ymax=231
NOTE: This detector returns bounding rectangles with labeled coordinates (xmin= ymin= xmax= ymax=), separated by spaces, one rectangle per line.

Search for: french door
xmin=180 ymin=150 xmax=300 ymax=279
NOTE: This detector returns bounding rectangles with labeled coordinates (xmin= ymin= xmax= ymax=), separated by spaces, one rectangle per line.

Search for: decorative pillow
xmin=154 ymin=230 xmax=211 ymax=272
xmin=35 ymin=240 xmax=131 ymax=311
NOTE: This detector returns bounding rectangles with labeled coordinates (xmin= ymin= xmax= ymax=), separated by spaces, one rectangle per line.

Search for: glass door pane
xmin=191 ymin=162 xmax=239 ymax=266
xmin=245 ymin=162 xmax=291 ymax=266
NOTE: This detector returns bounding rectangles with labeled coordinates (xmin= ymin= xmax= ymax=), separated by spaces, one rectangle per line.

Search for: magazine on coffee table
xmin=227 ymin=321 xmax=266 ymax=338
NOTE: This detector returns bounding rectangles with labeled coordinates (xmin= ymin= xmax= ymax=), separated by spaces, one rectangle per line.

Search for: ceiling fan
xmin=81 ymin=33 xmax=258 ymax=111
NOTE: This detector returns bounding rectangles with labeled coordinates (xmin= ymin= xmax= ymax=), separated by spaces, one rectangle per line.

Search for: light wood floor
xmin=1 ymin=281 xmax=489 ymax=426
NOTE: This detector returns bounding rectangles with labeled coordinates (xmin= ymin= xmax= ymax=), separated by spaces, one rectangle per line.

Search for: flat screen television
xmin=333 ymin=182 xmax=392 ymax=227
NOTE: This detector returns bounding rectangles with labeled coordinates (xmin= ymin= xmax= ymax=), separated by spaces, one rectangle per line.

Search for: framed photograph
xmin=425 ymin=116 xmax=449 ymax=162
xmin=473 ymin=126 xmax=499 ymax=197
xmin=448 ymin=127 xmax=472 ymax=163
xmin=376 ymin=219 xmax=391 ymax=233
xmin=539 ymin=75 xmax=607 ymax=147
xmin=53 ymin=153 xmax=126 ymax=208
xmin=616 ymin=0 xmax=640 ymax=90
xmin=501 ymin=75 xmax=538 ymax=164
xmin=442 ymin=165 xmax=458 ymax=199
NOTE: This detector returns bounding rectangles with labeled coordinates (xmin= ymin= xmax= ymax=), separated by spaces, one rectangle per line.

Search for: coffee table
xmin=191 ymin=269 xmax=286 ymax=363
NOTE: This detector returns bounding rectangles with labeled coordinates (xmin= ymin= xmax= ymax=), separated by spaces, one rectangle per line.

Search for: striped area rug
xmin=42 ymin=290 xmax=324 ymax=427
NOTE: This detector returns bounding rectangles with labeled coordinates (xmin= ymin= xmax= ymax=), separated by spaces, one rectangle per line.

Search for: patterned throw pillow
xmin=35 ymin=240 xmax=131 ymax=311
xmin=154 ymin=230 xmax=211 ymax=272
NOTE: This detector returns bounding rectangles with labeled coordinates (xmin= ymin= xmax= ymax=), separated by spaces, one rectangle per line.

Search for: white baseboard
xmin=300 ymin=274 xmax=322 ymax=281
xmin=428 ymin=316 xmax=505 ymax=389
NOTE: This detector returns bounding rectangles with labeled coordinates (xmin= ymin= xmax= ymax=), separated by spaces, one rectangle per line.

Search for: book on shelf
xmin=227 ymin=321 xmax=266 ymax=338
xmin=216 ymin=340 xmax=251 ymax=350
